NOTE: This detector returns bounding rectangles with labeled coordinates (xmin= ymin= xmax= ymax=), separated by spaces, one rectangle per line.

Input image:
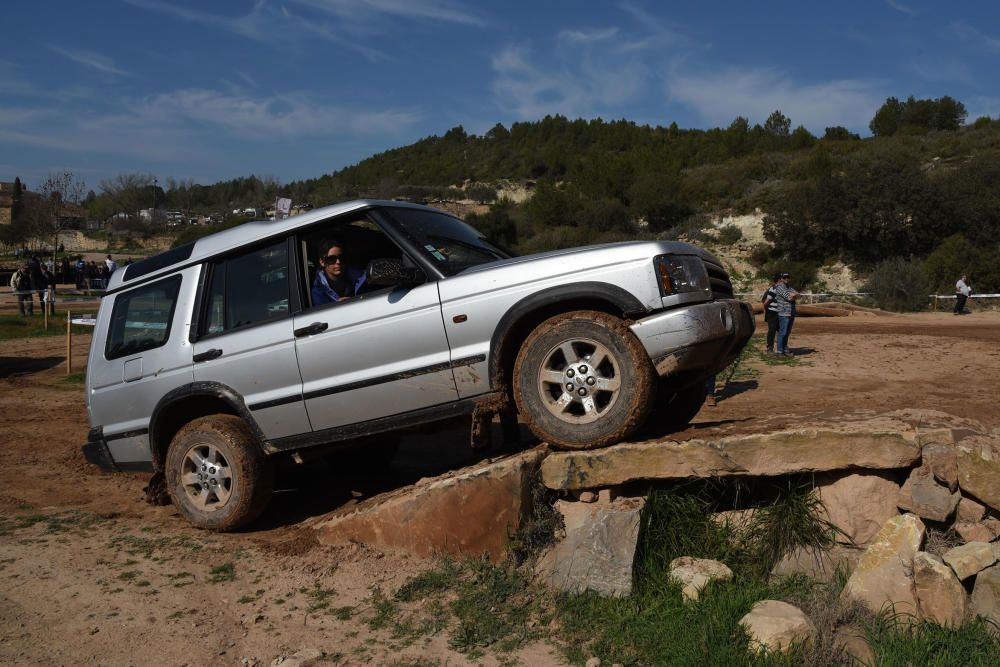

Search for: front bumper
xmin=629 ymin=300 xmax=755 ymax=381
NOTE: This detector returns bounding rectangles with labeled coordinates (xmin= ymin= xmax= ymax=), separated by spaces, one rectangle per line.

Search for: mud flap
xmin=470 ymin=395 xmax=521 ymax=450
xmin=143 ymin=471 xmax=171 ymax=506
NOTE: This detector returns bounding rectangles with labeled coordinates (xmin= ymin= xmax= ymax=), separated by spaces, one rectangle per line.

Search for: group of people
xmin=74 ymin=255 xmax=120 ymax=290
xmin=762 ymin=272 xmax=799 ymax=356
xmin=9 ymin=257 xmax=57 ymax=316
xmin=9 ymin=254 xmax=122 ymax=316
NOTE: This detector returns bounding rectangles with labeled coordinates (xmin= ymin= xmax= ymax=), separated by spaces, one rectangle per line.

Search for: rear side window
xmin=202 ymin=239 xmax=290 ymax=335
xmin=105 ymin=275 xmax=182 ymax=360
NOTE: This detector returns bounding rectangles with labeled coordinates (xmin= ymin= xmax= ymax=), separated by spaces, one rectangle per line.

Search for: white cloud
xmin=886 ymin=0 xmax=915 ymax=17
xmin=666 ymin=66 xmax=883 ymax=132
xmin=951 ymin=21 xmax=1000 ymax=53
xmin=289 ymin=0 xmax=486 ymax=26
xmin=491 ymin=45 xmax=646 ymax=120
xmin=558 ymin=27 xmax=619 ymax=44
xmin=46 ymin=45 xmax=129 ymax=76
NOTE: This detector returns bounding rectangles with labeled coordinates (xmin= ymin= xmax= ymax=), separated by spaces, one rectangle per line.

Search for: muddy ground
xmin=1 ymin=312 xmax=999 ymax=666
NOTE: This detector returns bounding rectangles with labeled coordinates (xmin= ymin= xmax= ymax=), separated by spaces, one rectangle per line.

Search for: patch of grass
xmin=333 ymin=606 xmax=355 ymax=621
xmin=447 ymin=558 xmax=546 ymax=655
xmin=863 ymin=613 xmax=1000 ymax=666
xmin=368 ymin=588 xmax=400 ymax=631
xmin=108 ymin=534 xmax=201 ymax=558
xmin=395 ymin=560 xmax=460 ymax=602
xmin=166 ymin=610 xmax=185 ymax=620
xmin=207 ymin=562 xmax=236 ymax=583
xmin=59 ymin=372 xmax=86 ymax=384
xmin=117 ymin=570 xmax=141 ymax=582
xmin=306 ymin=583 xmax=337 ymax=613
xmin=0 ymin=510 xmax=107 ymax=536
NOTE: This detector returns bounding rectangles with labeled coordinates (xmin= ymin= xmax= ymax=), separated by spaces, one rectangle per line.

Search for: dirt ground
xmin=1 ymin=311 xmax=999 ymax=666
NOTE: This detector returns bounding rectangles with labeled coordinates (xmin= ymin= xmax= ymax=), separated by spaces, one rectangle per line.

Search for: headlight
xmin=654 ymin=254 xmax=711 ymax=296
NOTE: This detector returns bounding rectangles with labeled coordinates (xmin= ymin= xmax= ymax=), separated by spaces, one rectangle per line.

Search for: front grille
xmin=703 ymin=259 xmax=734 ymax=300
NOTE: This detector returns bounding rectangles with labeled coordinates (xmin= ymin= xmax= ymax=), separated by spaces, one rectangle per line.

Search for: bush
xmin=865 ymin=257 xmax=930 ymax=312
xmin=716 ymin=223 xmax=743 ymax=245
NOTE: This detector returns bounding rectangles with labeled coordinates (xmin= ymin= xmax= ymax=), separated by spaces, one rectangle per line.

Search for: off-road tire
xmin=165 ymin=414 xmax=273 ymax=531
xmin=650 ymin=380 xmax=708 ymax=433
xmin=513 ymin=310 xmax=656 ymax=450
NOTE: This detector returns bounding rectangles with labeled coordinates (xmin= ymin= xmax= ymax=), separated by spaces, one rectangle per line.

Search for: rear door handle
xmin=294 ymin=322 xmax=329 ymax=337
xmin=193 ymin=348 xmax=223 ymax=363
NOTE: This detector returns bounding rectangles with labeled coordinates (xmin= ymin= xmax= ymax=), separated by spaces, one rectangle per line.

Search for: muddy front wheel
xmin=513 ymin=311 xmax=655 ymax=450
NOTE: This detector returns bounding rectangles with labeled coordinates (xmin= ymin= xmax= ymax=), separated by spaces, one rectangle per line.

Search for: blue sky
xmin=3 ymin=0 xmax=999 ymax=192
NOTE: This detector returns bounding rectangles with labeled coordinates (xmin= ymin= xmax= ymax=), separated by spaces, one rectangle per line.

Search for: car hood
xmin=455 ymin=240 xmax=721 ymax=276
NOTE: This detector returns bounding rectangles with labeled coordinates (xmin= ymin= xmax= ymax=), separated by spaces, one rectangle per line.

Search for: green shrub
xmin=716 ymin=223 xmax=743 ymax=245
xmin=865 ymin=257 xmax=930 ymax=312
xmin=757 ymin=259 xmax=820 ymax=290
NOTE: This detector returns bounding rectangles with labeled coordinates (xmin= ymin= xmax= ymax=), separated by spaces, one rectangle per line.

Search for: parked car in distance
xmin=83 ymin=200 xmax=754 ymax=530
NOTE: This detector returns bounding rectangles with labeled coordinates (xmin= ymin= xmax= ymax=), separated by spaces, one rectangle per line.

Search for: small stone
xmin=816 ymin=472 xmax=900 ymax=545
xmin=954 ymin=521 xmax=996 ymax=544
xmin=597 ymin=488 xmax=618 ymax=504
xmin=271 ymin=649 xmax=323 ymax=667
xmin=585 ymin=658 xmax=601 ymax=667
xmin=897 ymin=467 xmax=961 ymax=522
xmin=956 ymin=497 xmax=986 ymax=522
xmin=668 ymin=557 xmax=733 ymax=601
xmin=922 ymin=443 xmax=959 ymax=491
xmin=740 ymin=600 xmax=816 ymax=654
xmin=970 ymin=564 xmax=1000 ymax=625
xmin=913 ymin=552 xmax=967 ymax=627
xmin=578 ymin=491 xmax=597 ymax=503
xmin=842 ymin=514 xmax=925 ymax=615
xmin=942 ymin=542 xmax=998 ymax=580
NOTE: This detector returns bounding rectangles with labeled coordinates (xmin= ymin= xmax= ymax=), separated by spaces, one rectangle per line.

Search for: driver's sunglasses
xmin=325 ymin=254 xmax=344 ymax=263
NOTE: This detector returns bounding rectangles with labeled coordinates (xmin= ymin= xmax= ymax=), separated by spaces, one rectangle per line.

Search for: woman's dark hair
xmin=318 ymin=239 xmax=345 ymax=261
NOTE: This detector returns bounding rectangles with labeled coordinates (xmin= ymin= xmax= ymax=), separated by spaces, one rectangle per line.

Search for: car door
xmin=191 ymin=237 xmax=310 ymax=440
xmin=292 ymin=222 xmax=458 ymax=432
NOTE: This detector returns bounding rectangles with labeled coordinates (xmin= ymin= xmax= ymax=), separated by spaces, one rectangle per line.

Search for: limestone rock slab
xmin=668 ymin=557 xmax=733 ymax=601
xmin=913 ymin=552 xmax=967 ymax=627
xmin=542 ymin=419 xmax=921 ymax=490
xmin=842 ymin=514 xmax=925 ymax=615
xmin=535 ymin=496 xmax=645 ymax=597
xmin=816 ymin=472 xmax=901 ymax=545
xmin=896 ymin=467 xmax=960 ymax=522
xmin=740 ymin=600 xmax=817 ymax=654
xmin=312 ymin=450 xmax=545 ymax=561
xmin=956 ymin=436 xmax=1000 ymax=512
xmin=942 ymin=541 xmax=998 ymax=580
xmin=970 ymin=564 xmax=1000 ymax=625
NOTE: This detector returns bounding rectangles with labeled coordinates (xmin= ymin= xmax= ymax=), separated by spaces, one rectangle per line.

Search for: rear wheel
xmin=513 ymin=311 xmax=655 ymax=450
xmin=165 ymin=414 xmax=273 ymax=531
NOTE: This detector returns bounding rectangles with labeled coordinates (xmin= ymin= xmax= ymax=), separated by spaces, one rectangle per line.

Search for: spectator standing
xmin=75 ymin=257 xmax=86 ymax=289
xmin=39 ymin=264 xmax=56 ymax=313
xmin=105 ymin=254 xmax=118 ymax=275
xmin=10 ymin=263 xmax=34 ymax=316
xmin=761 ymin=273 xmax=782 ymax=354
xmin=772 ymin=272 xmax=799 ymax=356
xmin=954 ymin=275 xmax=972 ymax=315
xmin=28 ymin=256 xmax=46 ymax=310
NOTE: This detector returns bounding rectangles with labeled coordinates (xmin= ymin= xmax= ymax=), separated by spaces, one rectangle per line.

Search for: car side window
xmin=202 ymin=240 xmax=290 ymax=335
xmin=105 ymin=275 xmax=182 ymax=360
xmin=301 ymin=218 xmax=414 ymax=309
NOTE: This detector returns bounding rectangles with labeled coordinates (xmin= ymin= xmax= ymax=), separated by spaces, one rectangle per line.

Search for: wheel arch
xmin=488 ymin=282 xmax=647 ymax=394
xmin=149 ymin=382 xmax=267 ymax=471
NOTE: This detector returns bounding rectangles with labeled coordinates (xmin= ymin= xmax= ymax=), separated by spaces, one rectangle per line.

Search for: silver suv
xmin=83 ymin=200 xmax=753 ymax=530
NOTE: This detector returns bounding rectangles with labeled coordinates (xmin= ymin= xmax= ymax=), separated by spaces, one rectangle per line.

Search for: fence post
xmin=933 ymin=295 xmax=938 ymax=311
xmin=66 ymin=310 xmax=72 ymax=375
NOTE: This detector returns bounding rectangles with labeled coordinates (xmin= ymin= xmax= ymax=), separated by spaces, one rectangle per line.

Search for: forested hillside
xmin=9 ymin=96 xmax=997 ymax=299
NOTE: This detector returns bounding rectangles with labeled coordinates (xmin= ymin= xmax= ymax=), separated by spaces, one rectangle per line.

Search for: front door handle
xmin=193 ymin=348 xmax=223 ymax=363
xmin=294 ymin=322 xmax=329 ymax=337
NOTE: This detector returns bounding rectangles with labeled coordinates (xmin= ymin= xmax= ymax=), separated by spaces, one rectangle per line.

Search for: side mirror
xmin=365 ymin=258 xmax=422 ymax=288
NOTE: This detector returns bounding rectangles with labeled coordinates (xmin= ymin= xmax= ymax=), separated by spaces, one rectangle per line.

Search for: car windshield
xmin=382 ymin=207 xmax=510 ymax=276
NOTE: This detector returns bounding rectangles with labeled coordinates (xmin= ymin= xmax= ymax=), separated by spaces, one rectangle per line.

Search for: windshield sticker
xmin=424 ymin=244 xmax=447 ymax=261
